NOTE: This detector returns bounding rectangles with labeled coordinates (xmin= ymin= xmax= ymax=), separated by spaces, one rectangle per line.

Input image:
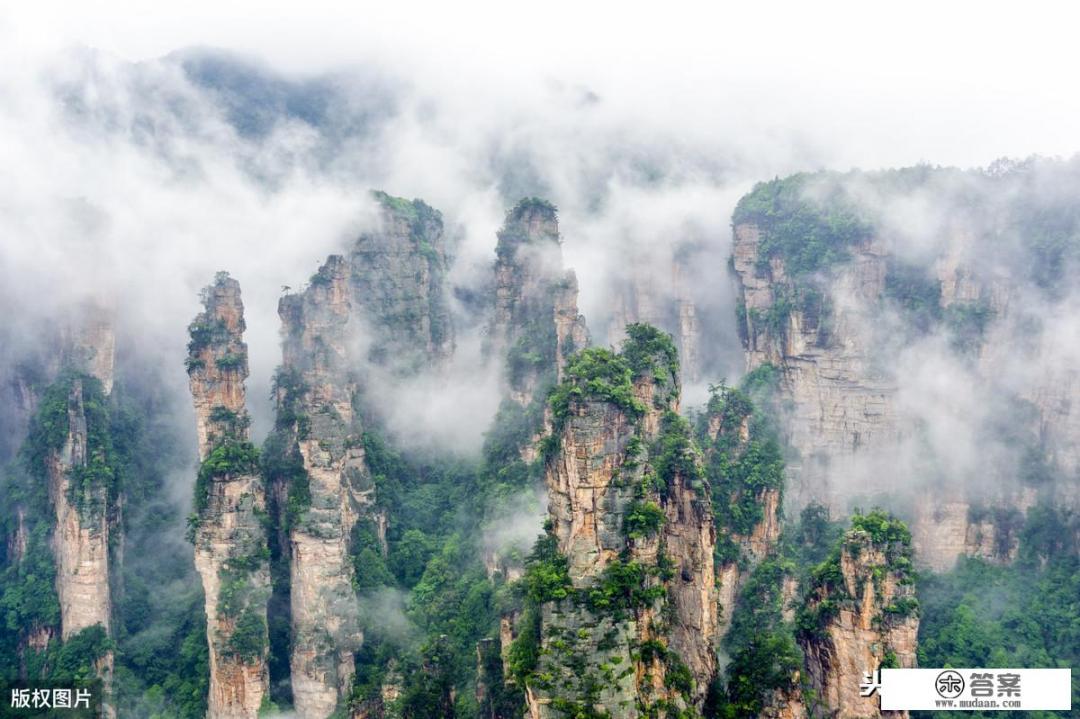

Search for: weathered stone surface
xmin=607 ymin=259 xmax=703 ymax=384
xmin=799 ymin=529 xmax=918 ymax=719
xmin=732 ymin=223 xmax=897 ymax=512
xmin=730 ymin=216 xmax=1078 ymax=569
xmin=63 ymin=301 xmax=116 ymax=396
xmin=187 ymin=275 xmax=271 ymax=719
xmin=278 ymin=257 xmax=369 ymax=719
xmin=701 ymin=402 xmax=783 ymax=643
xmin=49 ymin=379 xmax=112 ymax=639
xmin=528 ymin=346 xmax=717 ymax=716
xmin=488 ymin=199 xmax=588 ymax=405
xmin=350 ymin=192 xmax=454 ymax=371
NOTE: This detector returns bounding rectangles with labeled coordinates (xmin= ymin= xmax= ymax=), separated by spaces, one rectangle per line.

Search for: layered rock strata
xmin=187 ymin=274 xmax=271 ymax=719
xmin=797 ymin=519 xmax=919 ymax=719
xmin=488 ymin=198 xmax=588 ymax=405
xmin=525 ymin=329 xmax=718 ymax=717
xmin=277 ymin=257 xmax=369 ymax=718
xmin=351 ymin=191 xmax=454 ymax=371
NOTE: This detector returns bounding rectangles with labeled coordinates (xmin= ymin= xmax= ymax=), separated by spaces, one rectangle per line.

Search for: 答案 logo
xmin=935 ymin=670 xmax=965 ymax=699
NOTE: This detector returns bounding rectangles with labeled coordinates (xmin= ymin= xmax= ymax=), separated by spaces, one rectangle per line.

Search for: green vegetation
xmin=915 ymin=504 xmax=1079 ymax=719
xmin=621 ymin=323 xmax=679 ymax=385
xmin=707 ymin=505 xmax=843 ymax=719
xmin=329 ymin=423 xmax=510 ymax=717
xmin=0 ymin=371 xmax=211 ymax=717
xmin=494 ymin=197 xmax=559 ymax=262
xmin=624 ymin=500 xmax=665 ymax=538
xmin=507 ymin=196 xmax=557 ymax=219
xmin=357 ymin=190 xmax=451 ymax=366
xmin=550 ymin=347 xmax=643 ymax=420
xmin=699 ymin=381 xmax=784 ymax=543
xmin=584 ymin=556 xmax=665 ymax=617
xmin=506 ymin=317 xmax=557 ymax=391
xmin=943 ymin=301 xmax=995 ymax=354
xmin=883 ymin=258 xmax=942 ymax=332
xmin=223 ymin=608 xmax=268 ymax=663
xmin=549 ymin=323 xmax=681 ymax=426
xmin=186 ymin=317 xmax=230 ymax=358
xmin=191 ymin=439 xmax=259 ymax=518
xmin=730 ymin=173 xmax=872 ymax=345
xmin=215 ymin=352 xmax=245 ymax=370
xmin=733 ymin=173 xmax=872 ymax=278
xmin=654 ymin=410 xmax=705 ymax=497
xmin=796 ymin=509 xmax=916 ymax=640
xmin=0 ymin=373 xmax=117 ymax=681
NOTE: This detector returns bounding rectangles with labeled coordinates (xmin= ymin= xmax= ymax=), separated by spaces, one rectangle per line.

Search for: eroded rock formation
xmin=351 ymin=191 xmax=454 ymax=370
xmin=276 ymin=257 xmax=369 ymax=718
xmin=187 ymin=274 xmax=271 ymax=718
xmin=524 ymin=327 xmax=717 ymax=717
xmin=49 ymin=378 xmax=113 ymax=640
xmin=489 ymin=198 xmax=588 ymax=405
xmin=797 ymin=517 xmax=918 ymax=719
xmin=43 ymin=306 xmax=119 ymax=711
xmin=730 ymin=173 xmax=1080 ymax=570
xmin=607 ymin=258 xmax=703 ymax=384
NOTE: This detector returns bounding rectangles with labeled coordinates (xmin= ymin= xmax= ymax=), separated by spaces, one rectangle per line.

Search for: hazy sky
xmin=6 ymin=1 xmax=1080 ymax=172
xmin=3 ymin=0 xmax=1080 ymax=457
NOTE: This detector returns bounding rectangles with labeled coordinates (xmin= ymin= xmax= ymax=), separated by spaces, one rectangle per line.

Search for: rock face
xmin=731 ymin=223 xmax=896 ymax=511
xmin=730 ymin=171 xmax=1080 ymax=570
xmin=477 ymin=199 xmax=591 ymax=707
xmin=525 ymin=329 xmax=717 ymax=717
xmin=697 ymin=387 xmax=785 ymax=645
xmin=489 ymin=198 xmax=589 ymax=405
xmin=187 ymin=274 xmax=271 ymax=719
xmin=48 ymin=378 xmax=113 ymax=639
xmin=265 ymin=191 xmax=460 ymax=718
xmin=0 ymin=330 xmax=62 ymax=466
xmin=46 ymin=308 xmax=118 ymax=710
xmin=911 ymin=492 xmax=1034 ymax=572
xmin=798 ymin=518 xmax=918 ymax=719
xmin=63 ymin=301 xmax=116 ymax=396
xmin=351 ymin=191 xmax=454 ymax=371
xmin=277 ymin=257 xmax=369 ymax=719
xmin=607 ymin=259 xmax=703 ymax=384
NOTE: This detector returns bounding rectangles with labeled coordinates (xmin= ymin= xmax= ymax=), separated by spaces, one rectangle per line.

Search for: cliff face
xmin=48 ymin=378 xmax=113 ymax=639
xmin=910 ymin=492 xmax=1034 ymax=572
xmin=797 ymin=516 xmax=918 ymax=719
xmin=730 ymin=170 xmax=1080 ymax=571
xmin=45 ymin=308 xmax=119 ymax=710
xmin=351 ymin=191 xmax=454 ymax=371
xmin=731 ymin=223 xmax=896 ymax=511
xmin=607 ymin=259 xmax=703 ymax=384
xmin=277 ymin=257 xmax=369 ymax=719
xmin=489 ymin=198 xmax=588 ymax=405
xmin=63 ymin=302 xmax=116 ymax=396
xmin=187 ymin=274 xmax=271 ymax=719
xmin=699 ymin=388 xmax=784 ymax=642
xmin=524 ymin=328 xmax=717 ymax=717
xmin=48 ymin=303 xmax=118 ymax=643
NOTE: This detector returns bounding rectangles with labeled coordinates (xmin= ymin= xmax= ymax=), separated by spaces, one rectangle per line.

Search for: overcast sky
xmin=6 ymin=0 xmax=1080 ymax=172
xmin=3 ymin=0 xmax=1080 ymax=453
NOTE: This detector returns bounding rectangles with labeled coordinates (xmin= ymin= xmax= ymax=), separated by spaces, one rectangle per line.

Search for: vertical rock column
xmin=49 ymin=380 xmax=113 ymax=640
xmin=277 ymin=257 xmax=368 ymax=719
xmin=489 ymin=198 xmax=588 ymax=405
xmin=52 ymin=302 xmax=118 ymax=640
xmin=187 ymin=273 xmax=271 ymax=719
xmin=526 ymin=327 xmax=718 ymax=717
xmin=49 ymin=305 xmax=118 ymax=711
xmin=699 ymin=393 xmax=783 ymax=641
xmin=797 ymin=516 xmax=919 ymax=719
xmin=350 ymin=191 xmax=455 ymax=369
